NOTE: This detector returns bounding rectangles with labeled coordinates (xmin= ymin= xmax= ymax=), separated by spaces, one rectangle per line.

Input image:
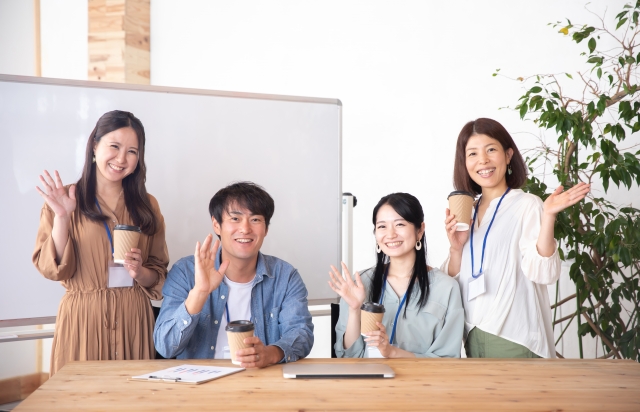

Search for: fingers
xmin=68 ymin=184 xmax=76 ymax=200
xmin=354 ymin=271 xmax=363 ymax=289
xmin=35 ymin=185 xmax=49 ymax=199
xmin=53 ymin=170 xmax=64 ymax=189
xmin=340 ymin=261 xmax=351 ymax=279
xmin=38 ymin=174 xmax=52 ymax=193
xmin=218 ymin=260 xmax=230 ymax=276
xmin=202 ymin=234 xmax=213 ymax=253
xmin=194 ymin=241 xmax=201 ymax=263
xmin=243 ymin=336 xmax=260 ymax=346
xmin=376 ymin=321 xmax=387 ymax=334
xmin=328 ymin=265 xmax=344 ymax=286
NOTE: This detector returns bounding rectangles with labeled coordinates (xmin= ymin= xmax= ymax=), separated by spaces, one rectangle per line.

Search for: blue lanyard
xmin=379 ymin=267 xmax=409 ymax=345
xmin=470 ymin=187 xmax=510 ymax=279
xmin=94 ymin=199 xmax=114 ymax=254
xmin=225 ymin=302 xmax=230 ymax=323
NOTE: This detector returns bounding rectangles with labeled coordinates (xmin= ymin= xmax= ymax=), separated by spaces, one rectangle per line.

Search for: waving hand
xmin=36 ymin=170 xmax=76 ymax=218
xmin=328 ymin=262 xmax=366 ymax=310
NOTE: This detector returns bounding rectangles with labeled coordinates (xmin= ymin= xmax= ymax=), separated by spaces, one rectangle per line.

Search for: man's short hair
xmin=209 ymin=181 xmax=275 ymax=226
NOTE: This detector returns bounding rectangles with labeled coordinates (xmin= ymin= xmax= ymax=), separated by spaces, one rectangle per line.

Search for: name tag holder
xmin=108 ymin=261 xmax=134 ymax=288
xmin=468 ymin=272 xmax=485 ymax=301
xmin=468 ymin=188 xmax=510 ymax=302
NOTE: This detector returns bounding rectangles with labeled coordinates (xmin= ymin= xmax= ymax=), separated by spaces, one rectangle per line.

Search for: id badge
xmin=468 ymin=272 xmax=486 ymax=301
xmin=365 ymin=346 xmax=385 ymax=358
xmin=223 ymin=346 xmax=231 ymax=359
xmin=108 ymin=261 xmax=134 ymax=288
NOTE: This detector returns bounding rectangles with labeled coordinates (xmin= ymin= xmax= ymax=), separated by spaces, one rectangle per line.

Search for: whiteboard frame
xmin=0 ymin=74 xmax=342 ymax=325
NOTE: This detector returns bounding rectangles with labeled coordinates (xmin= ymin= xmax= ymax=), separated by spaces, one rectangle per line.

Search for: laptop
xmin=282 ymin=363 xmax=395 ymax=379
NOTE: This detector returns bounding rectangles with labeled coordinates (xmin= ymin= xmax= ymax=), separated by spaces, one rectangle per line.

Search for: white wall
xmin=0 ymin=0 xmax=35 ymax=76
xmin=40 ymin=0 xmax=88 ymax=80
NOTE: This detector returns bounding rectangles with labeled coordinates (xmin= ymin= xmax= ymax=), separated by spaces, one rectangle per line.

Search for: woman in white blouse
xmin=443 ymin=118 xmax=589 ymax=358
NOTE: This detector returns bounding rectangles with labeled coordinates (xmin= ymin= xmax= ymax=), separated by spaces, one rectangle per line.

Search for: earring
xmin=92 ymin=155 xmax=96 ymax=163
xmin=507 ymin=164 xmax=512 ymax=175
xmin=376 ymin=243 xmax=381 ymax=253
xmin=415 ymin=240 xmax=422 ymax=251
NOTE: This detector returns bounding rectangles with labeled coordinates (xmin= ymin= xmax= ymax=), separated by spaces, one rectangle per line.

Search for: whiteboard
xmin=0 ymin=74 xmax=341 ymax=323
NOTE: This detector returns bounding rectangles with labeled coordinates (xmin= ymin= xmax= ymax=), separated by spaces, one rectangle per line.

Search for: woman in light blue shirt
xmin=329 ymin=193 xmax=464 ymax=358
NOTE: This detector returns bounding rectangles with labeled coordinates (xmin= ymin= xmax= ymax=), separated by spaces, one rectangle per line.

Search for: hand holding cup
xmin=364 ymin=322 xmax=393 ymax=357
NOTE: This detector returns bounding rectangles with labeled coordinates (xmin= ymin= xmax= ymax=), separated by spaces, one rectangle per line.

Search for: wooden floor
xmin=14 ymin=358 xmax=640 ymax=411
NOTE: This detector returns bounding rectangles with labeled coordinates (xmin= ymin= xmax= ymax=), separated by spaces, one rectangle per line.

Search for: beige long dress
xmin=32 ymin=192 xmax=169 ymax=376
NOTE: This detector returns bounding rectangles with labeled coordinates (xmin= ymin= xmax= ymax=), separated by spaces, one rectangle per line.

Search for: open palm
xmin=544 ymin=182 xmax=590 ymax=215
xmin=36 ymin=170 xmax=76 ymax=218
xmin=328 ymin=262 xmax=366 ymax=310
xmin=194 ymin=234 xmax=229 ymax=295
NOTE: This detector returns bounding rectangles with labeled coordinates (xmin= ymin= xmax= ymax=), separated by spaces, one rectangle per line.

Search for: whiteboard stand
xmin=341 ymin=193 xmax=357 ymax=277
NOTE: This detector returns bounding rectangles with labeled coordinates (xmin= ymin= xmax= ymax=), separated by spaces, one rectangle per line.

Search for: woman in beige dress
xmin=33 ymin=110 xmax=169 ymax=375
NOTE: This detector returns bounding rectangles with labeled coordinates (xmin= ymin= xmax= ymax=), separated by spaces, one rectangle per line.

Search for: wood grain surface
xmin=14 ymin=358 xmax=640 ymax=411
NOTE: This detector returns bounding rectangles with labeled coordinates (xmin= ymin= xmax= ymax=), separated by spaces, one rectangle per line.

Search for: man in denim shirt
xmin=154 ymin=182 xmax=314 ymax=367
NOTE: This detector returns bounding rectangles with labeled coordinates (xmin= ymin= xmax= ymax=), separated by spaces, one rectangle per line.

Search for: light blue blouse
xmin=334 ymin=267 xmax=464 ymax=358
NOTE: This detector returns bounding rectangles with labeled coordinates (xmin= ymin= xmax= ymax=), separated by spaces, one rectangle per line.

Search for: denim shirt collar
xmin=214 ymin=248 xmax=273 ymax=283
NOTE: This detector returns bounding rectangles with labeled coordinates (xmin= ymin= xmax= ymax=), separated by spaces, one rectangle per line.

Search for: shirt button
xmin=214 ymin=320 xmax=218 ymax=324
xmin=183 ymin=320 xmax=188 ymax=325
xmin=211 ymin=346 xmax=215 ymax=350
xmin=270 ymin=313 xmax=273 ymax=318
xmin=287 ymin=356 xmax=291 ymax=361
xmin=221 ymin=295 xmax=225 ymax=299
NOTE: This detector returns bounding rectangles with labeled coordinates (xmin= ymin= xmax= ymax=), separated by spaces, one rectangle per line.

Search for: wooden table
xmin=15 ymin=358 xmax=640 ymax=411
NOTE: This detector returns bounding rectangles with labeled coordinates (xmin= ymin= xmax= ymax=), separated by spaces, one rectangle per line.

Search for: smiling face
xmin=465 ymin=133 xmax=513 ymax=193
xmin=374 ymin=204 xmax=424 ymax=259
xmin=213 ymin=204 xmax=268 ymax=264
xmin=93 ymin=127 xmax=139 ymax=186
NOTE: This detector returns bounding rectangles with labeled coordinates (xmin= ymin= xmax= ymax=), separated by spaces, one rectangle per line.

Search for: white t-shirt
xmin=214 ymin=275 xmax=255 ymax=359
xmin=442 ymin=189 xmax=561 ymax=358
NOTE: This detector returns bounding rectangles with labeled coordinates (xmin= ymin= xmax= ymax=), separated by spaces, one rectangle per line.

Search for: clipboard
xmin=130 ymin=364 xmax=245 ymax=385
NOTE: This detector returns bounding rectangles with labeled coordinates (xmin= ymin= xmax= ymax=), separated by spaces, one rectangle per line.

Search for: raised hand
xmin=328 ymin=262 xmax=366 ymax=310
xmin=36 ymin=170 xmax=76 ymax=218
xmin=444 ymin=208 xmax=471 ymax=252
xmin=543 ymin=182 xmax=590 ymax=216
xmin=193 ymin=234 xmax=229 ymax=295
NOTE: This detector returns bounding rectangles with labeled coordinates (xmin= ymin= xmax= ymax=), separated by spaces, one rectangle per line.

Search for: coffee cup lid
xmin=360 ymin=302 xmax=385 ymax=313
xmin=447 ymin=191 xmax=475 ymax=199
xmin=114 ymin=224 xmax=141 ymax=232
xmin=225 ymin=320 xmax=255 ymax=332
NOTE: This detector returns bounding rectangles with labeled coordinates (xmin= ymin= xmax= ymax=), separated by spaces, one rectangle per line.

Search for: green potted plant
xmin=497 ymin=1 xmax=640 ymax=360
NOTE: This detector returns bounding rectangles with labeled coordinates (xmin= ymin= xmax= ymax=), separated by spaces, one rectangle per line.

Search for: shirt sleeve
xmin=153 ymin=260 xmax=201 ymax=359
xmin=270 ymin=269 xmax=314 ymax=363
xmin=32 ymin=202 xmax=77 ymax=281
xmin=334 ymin=295 xmax=366 ymax=358
xmin=414 ymin=280 xmax=464 ymax=358
xmin=139 ymin=195 xmax=169 ymax=300
xmin=519 ymin=196 xmax=562 ymax=285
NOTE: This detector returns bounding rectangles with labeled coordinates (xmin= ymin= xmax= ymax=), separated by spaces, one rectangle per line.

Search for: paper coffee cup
xmin=113 ymin=225 xmax=141 ymax=264
xmin=226 ymin=320 xmax=255 ymax=365
xmin=360 ymin=302 xmax=385 ymax=335
xmin=447 ymin=191 xmax=475 ymax=231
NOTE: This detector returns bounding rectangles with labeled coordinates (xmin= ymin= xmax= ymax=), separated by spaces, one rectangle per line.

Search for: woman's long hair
xmin=369 ymin=193 xmax=429 ymax=317
xmin=75 ymin=110 xmax=158 ymax=235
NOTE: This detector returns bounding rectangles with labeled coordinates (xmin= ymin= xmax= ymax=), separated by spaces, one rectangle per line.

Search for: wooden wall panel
xmin=88 ymin=0 xmax=149 ymax=84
